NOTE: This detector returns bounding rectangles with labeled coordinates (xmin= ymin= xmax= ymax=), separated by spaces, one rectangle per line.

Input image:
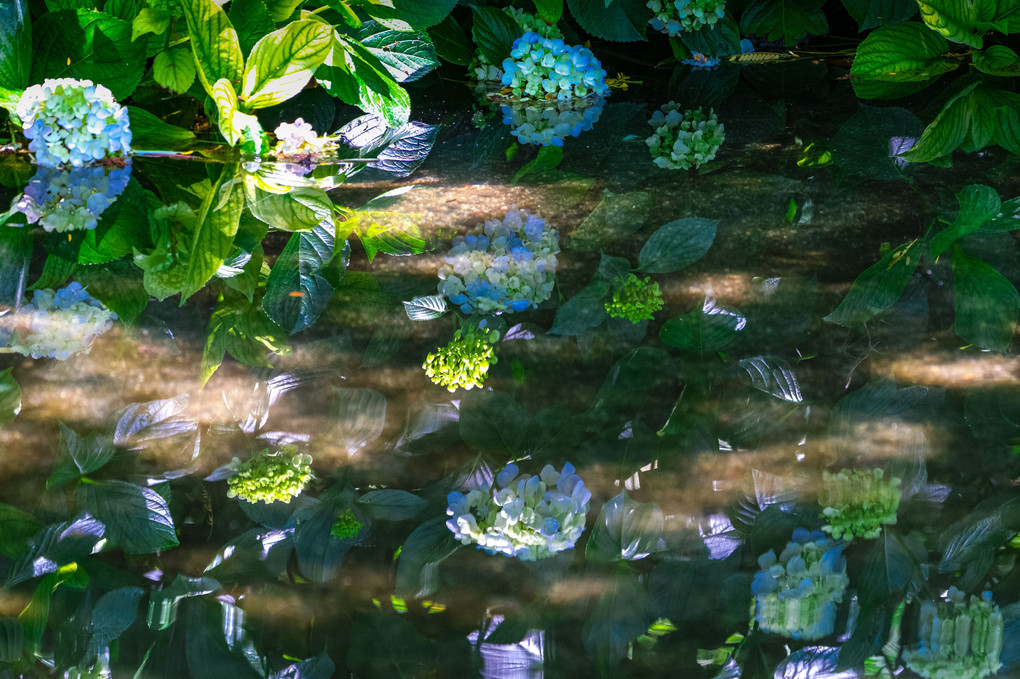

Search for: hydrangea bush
xmin=473 ymin=8 xmax=563 ymax=81
xmin=0 ymin=282 xmax=117 ymax=360
xmin=422 ymin=326 xmax=497 ymax=391
xmin=605 ymin=274 xmax=664 ymax=322
xmin=437 ymin=208 xmax=560 ymax=315
xmin=501 ymin=97 xmax=605 ymax=146
xmin=14 ymin=164 xmax=132 ymax=232
xmin=17 ymin=78 xmax=132 ymax=168
xmin=819 ymin=468 xmax=902 ymax=541
xmin=752 ymin=528 xmax=850 ymax=640
xmin=501 ymin=32 xmax=609 ymax=101
xmin=648 ymin=0 xmax=727 ymax=35
xmin=903 ymin=587 xmax=1004 ymax=679
xmin=446 ymin=462 xmax=592 ymax=560
xmin=646 ymin=103 xmax=725 ymax=170
xmin=226 ymin=446 xmax=313 ymax=504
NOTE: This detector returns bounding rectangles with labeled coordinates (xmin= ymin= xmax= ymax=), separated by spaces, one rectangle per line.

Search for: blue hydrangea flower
xmin=472 ymin=8 xmax=563 ymax=81
xmin=753 ymin=529 xmax=849 ymax=640
xmin=17 ymin=78 xmax=132 ymax=168
xmin=500 ymin=97 xmax=605 ymax=146
xmin=500 ymin=33 xmax=609 ymax=101
xmin=14 ymin=163 xmax=131 ymax=232
xmin=648 ymin=0 xmax=727 ymax=34
xmin=0 ymin=282 xmax=117 ymax=360
xmin=437 ymin=209 xmax=560 ymax=315
xmin=446 ymin=462 xmax=592 ymax=560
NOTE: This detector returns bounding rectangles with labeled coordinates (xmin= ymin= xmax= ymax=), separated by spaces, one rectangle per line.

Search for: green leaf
xmin=317 ymin=30 xmax=411 ymax=128
xmin=403 ymin=295 xmax=447 ymax=320
xmin=985 ymin=197 xmax=1020 ymax=233
xmin=916 ymin=0 xmax=1004 ymax=48
xmin=900 ymin=82 xmax=977 ymax=161
xmin=840 ymin=0 xmax=917 ymax=31
xmin=565 ymin=0 xmax=650 ymax=42
xmin=740 ymin=0 xmax=828 ymax=47
xmin=31 ymin=10 xmax=147 ymax=100
xmin=534 ymin=0 xmax=564 ymax=24
xmin=900 ymin=82 xmax=1018 ymax=161
xmin=570 ymin=190 xmax=652 ymax=252
xmin=660 ymin=297 xmax=745 ymax=355
xmin=127 ymin=106 xmax=196 ymax=148
xmin=394 ymin=518 xmax=461 ymax=599
xmin=858 ymin=531 xmax=924 ymax=605
xmin=345 ymin=188 xmax=425 ymax=260
xmin=582 ymin=568 xmax=650 ymax=668
xmin=228 ymin=0 xmax=274 ymax=58
xmin=460 ymin=390 xmax=530 ymax=456
xmin=201 ymin=292 xmax=291 ymax=384
xmin=264 ymin=0 xmax=304 ymax=22
xmin=361 ymin=0 xmax=457 ymax=31
xmin=849 ymin=22 xmax=957 ymax=100
xmin=823 ymin=237 xmax=924 ymax=327
xmin=292 ymin=498 xmax=361 ymax=583
xmin=679 ymin=13 xmax=742 ymax=57
xmin=47 ymin=423 xmax=116 ymax=489
xmin=636 ymin=217 xmax=717 ymax=274
xmin=930 ymin=184 xmax=1001 ymax=260
xmin=0 ymin=502 xmax=39 ymax=558
xmin=0 ymin=368 xmax=21 ymax=429
xmin=353 ymin=20 xmax=439 ymax=83
xmin=77 ymin=480 xmax=179 ymax=553
xmin=586 ymin=490 xmax=664 ymax=562
xmin=736 ymin=355 xmax=802 ymax=402
xmin=548 ymin=279 xmax=611 ymax=335
xmin=88 ymin=587 xmax=144 ymax=657
xmin=427 ymin=14 xmax=473 ymax=66
xmin=357 ymin=489 xmax=426 ymax=520
xmin=471 ymin=5 xmax=520 ymax=67
xmin=974 ymin=44 xmax=1020 ymax=76
xmin=76 ymin=261 xmax=149 ymax=324
xmin=152 ymin=47 xmax=197 ymax=94
xmin=597 ymin=253 xmax=632 ymax=283
xmin=262 ymin=222 xmax=335 ymax=333
xmin=831 ymin=104 xmax=924 ymax=180
xmin=952 ymin=245 xmax=1020 ymax=351
xmin=181 ymin=0 xmax=243 ymax=97
xmin=241 ymin=20 xmax=331 ymax=109
xmin=28 ymin=254 xmax=76 ymax=292
xmin=0 ymin=0 xmax=31 ymax=90
xmin=513 ymin=145 xmax=563 ymax=183
xmin=346 ymin=119 xmax=439 ymax=178
xmin=131 ymin=7 xmax=170 ymax=40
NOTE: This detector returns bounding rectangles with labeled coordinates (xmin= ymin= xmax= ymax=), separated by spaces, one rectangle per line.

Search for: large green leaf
xmin=930 ymin=184 xmax=1001 ymax=260
xmin=0 ymin=368 xmax=22 ymax=429
xmin=916 ymin=0 xmax=1013 ymax=48
xmin=241 ymin=20 xmax=331 ymax=109
xmin=77 ymin=480 xmax=179 ymax=553
xmin=849 ymin=22 xmax=957 ymax=100
xmin=581 ymin=568 xmax=650 ymax=668
xmin=357 ymin=489 xmax=426 ymax=521
xmin=824 ymin=237 xmax=924 ymax=327
xmin=901 ymin=82 xmax=1018 ymax=161
xmin=394 ymin=517 xmax=461 ymax=598
xmin=181 ymin=0 xmax=243 ymax=96
xmin=952 ymin=246 xmax=1020 ymax=351
xmin=47 ymin=423 xmax=116 ymax=489
xmin=316 ymin=31 xmax=410 ymax=128
xmin=76 ymin=260 xmax=149 ymax=323
xmin=985 ymin=197 xmax=1020 ymax=233
xmin=974 ymin=44 xmax=1020 ymax=76
xmin=201 ymin=292 xmax=291 ymax=384
xmin=353 ymin=21 xmax=439 ymax=83
xmin=264 ymin=0 xmax=304 ymax=22
xmin=534 ymin=0 xmax=564 ymax=24
xmin=471 ymin=5 xmax=520 ymax=67
xmin=636 ymin=217 xmax=717 ymax=274
xmin=570 ymin=190 xmax=652 ymax=252
xmin=127 ymin=106 xmax=196 ymax=149
xmin=566 ymin=0 xmax=650 ymax=42
xmin=31 ymin=10 xmax=147 ymax=100
xmin=659 ymin=297 xmax=746 ymax=355
xmin=362 ymin=0 xmax=457 ymax=31
xmin=548 ymin=279 xmax=611 ymax=335
xmin=900 ymin=81 xmax=977 ymax=161
xmin=0 ymin=502 xmax=39 ymax=558
xmin=262 ymin=221 xmax=335 ymax=333
xmin=88 ymin=587 xmax=144 ymax=658
xmin=291 ymin=498 xmax=362 ymax=583
xmin=0 ymin=0 xmax=31 ymax=90
xmin=740 ymin=0 xmax=828 ymax=46
xmin=344 ymin=187 xmax=425 ymax=260
xmin=427 ymin=14 xmax=473 ymax=66
xmin=153 ymin=47 xmax=197 ymax=94
xmin=228 ymin=0 xmax=275 ymax=58
xmin=587 ymin=491 xmax=664 ymax=563
xmin=840 ymin=0 xmax=917 ymax=30
xmin=79 ymin=179 xmax=150 ymax=264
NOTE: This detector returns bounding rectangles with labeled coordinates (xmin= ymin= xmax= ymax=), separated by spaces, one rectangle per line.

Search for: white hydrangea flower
xmin=437 ymin=208 xmax=560 ymax=315
xmin=500 ymin=33 xmax=609 ymax=101
xmin=646 ymin=102 xmax=725 ymax=170
xmin=0 ymin=282 xmax=117 ymax=360
xmin=501 ymin=97 xmax=605 ymax=146
xmin=17 ymin=78 xmax=132 ymax=168
xmin=446 ymin=462 xmax=592 ymax=560
xmin=14 ymin=163 xmax=132 ymax=232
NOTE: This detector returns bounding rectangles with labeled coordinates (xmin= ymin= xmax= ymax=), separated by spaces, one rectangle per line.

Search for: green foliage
xmin=353 ymin=21 xmax=439 ymax=83
xmin=637 ymin=217 xmax=718 ymax=274
xmin=471 ymin=5 xmax=520 ymax=67
xmin=0 ymin=368 xmax=22 ymax=429
xmin=916 ymin=0 xmax=1020 ymax=48
xmin=587 ymin=491 xmax=664 ymax=562
xmin=201 ymin=290 xmax=291 ymax=384
xmin=316 ymin=30 xmax=411 ymax=128
xmin=427 ymin=15 xmax=473 ymax=66
xmin=241 ymin=20 xmax=332 ymax=109
xmin=841 ymin=0 xmax=917 ymax=31
xmin=181 ymin=0 xmax=244 ymax=97
xmin=152 ymin=47 xmax=197 ymax=94
xmin=566 ymin=0 xmax=650 ymax=42
xmin=262 ymin=221 xmax=336 ymax=333
xmin=660 ymin=297 xmax=745 ymax=355
xmin=849 ymin=22 xmax=958 ymax=100
xmin=358 ymin=0 xmax=458 ymax=32
xmin=0 ymin=0 xmax=31 ymax=91
xmin=740 ymin=0 xmax=828 ymax=46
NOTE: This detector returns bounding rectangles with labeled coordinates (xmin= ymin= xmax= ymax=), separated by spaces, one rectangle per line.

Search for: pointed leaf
xmin=263 ymin=222 xmax=336 ymax=333
xmin=0 ymin=0 xmax=31 ymax=90
xmin=78 ymin=481 xmax=178 ymax=554
xmin=736 ymin=356 xmax=802 ymax=402
xmin=849 ymin=22 xmax=957 ymax=100
xmin=0 ymin=368 xmax=21 ymax=428
xmin=395 ymin=518 xmax=461 ymax=599
xmin=741 ymin=0 xmax=829 ymax=46
xmin=182 ymin=0 xmax=243 ymax=96
xmin=228 ymin=0 xmax=275 ymax=57
xmin=586 ymin=490 xmax=664 ymax=562
xmin=0 ymin=502 xmax=41 ymax=558
xmin=360 ymin=0 xmax=457 ymax=31
xmin=427 ymin=15 xmax=473 ymax=65
xmin=660 ymin=297 xmax=746 ymax=355
xmin=47 ymin=424 xmax=115 ymax=489
xmin=357 ymin=490 xmax=426 ymax=521
xmin=931 ymin=184 xmax=1001 ymax=259
xmin=841 ymin=0 xmax=918 ymax=31
xmin=88 ymin=587 xmax=144 ymax=657
xmin=241 ymin=20 xmax=331 ymax=109
xmin=459 ymin=389 xmax=528 ymax=455
xmin=916 ymin=0 xmax=1000 ymax=48
xmin=291 ymin=498 xmax=361 ymax=583
xmin=471 ymin=5 xmax=520 ymax=66
xmin=153 ymin=47 xmax=197 ymax=94
xmin=569 ymin=189 xmax=652 ymax=252
xmin=354 ymin=20 xmax=439 ymax=83
xmin=317 ymin=31 xmax=410 ymax=128
xmin=403 ymin=295 xmax=447 ymax=320
xmin=127 ymin=106 xmax=196 ymax=149
xmin=549 ymin=279 xmax=612 ymax=335
xmin=566 ymin=0 xmax=650 ymax=42
xmin=952 ymin=246 xmax=1020 ymax=351
xmin=636 ymin=217 xmax=717 ymax=274
xmin=824 ymin=237 xmax=924 ymax=326
xmin=974 ymin=44 xmax=1020 ymax=76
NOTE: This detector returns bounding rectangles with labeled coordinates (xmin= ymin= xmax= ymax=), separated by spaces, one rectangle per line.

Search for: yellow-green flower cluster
xmin=330 ymin=509 xmax=364 ymax=539
xmin=903 ymin=588 xmax=1003 ymax=679
xmin=819 ymin=468 xmax=901 ymax=541
xmin=605 ymin=274 xmax=664 ymax=322
xmin=646 ymin=103 xmax=724 ymax=170
xmin=423 ymin=327 xmax=497 ymax=392
xmin=226 ymin=447 xmax=313 ymax=504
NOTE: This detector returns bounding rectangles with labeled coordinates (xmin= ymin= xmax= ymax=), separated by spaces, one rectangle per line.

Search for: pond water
xmin=2 ymin=68 xmax=1020 ymax=679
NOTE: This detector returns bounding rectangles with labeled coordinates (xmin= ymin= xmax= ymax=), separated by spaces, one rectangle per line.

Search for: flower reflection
xmin=903 ymin=587 xmax=1003 ymax=679
xmin=0 ymin=282 xmax=116 ymax=360
xmin=500 ymin=97 xmax=605 ymax=146
xmin=468 ymin=615 xmax=545 ymax=679
xmin=15 ymin=163 xmax=131 ymax=232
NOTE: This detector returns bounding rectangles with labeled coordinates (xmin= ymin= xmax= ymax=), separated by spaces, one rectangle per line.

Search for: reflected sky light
xmin=468 ymin=615 xmax=545 ymax=679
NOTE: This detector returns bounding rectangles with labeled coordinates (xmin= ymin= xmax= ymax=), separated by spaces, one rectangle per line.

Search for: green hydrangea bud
xmin=646 ymin=104 xmax=725 ymax=171
xmin=423 ymin=327 xmax=497 ymax=392
xmin=226 ymin=446 xmax=313 ymax=504
xmin=903 ymin=588 xmax=1003 ymax=679
xmin=819 ymin=468 xmax=901 ymax=541
xmin=605 ymin=274 xmax=664 ymax=322
xmin=330 ymin=509 xmax=363 ymax=539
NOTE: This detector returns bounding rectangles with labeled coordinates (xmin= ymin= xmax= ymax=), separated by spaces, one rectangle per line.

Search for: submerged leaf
xmin=736 ymin=356 xmax=802 ymax=403
xmin=403 ymin=295 xmax=447 ymax=321
xmin=587 ymin=490 xmax=664 ymax=562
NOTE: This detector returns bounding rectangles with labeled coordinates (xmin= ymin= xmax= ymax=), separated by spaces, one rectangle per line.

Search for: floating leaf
xmin=88 ymin=587 xmax=144 ymax=659
xmin=824 ymin=237 xmax=924 ymax=327
xmin=201 ymin=292 xmax=291 ymax=385
xmin=660 ymin=296 xmax=746 ymax=355
xmin=587 ymin=490 xmax=664 ymax=562
xmin=952 ymin=246 xmax=1020 ymax=351
xmin=460 ymin=390 xmax=528 ymax=456
xmin=77 ymin=480 xmax=179 ymax=554
xmin=637 ymin=218 xmax=717 ymax=274
xmin=736 ymin=356 xmax=802 ymax=403
xmin=570 ymin=189 xmax=652 ymax=252
xmin=403 ymin=295 xmax=447 ymax=321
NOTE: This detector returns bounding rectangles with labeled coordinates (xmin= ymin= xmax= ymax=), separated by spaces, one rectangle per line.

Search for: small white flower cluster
xmin=648 ymin=0 xmax=726 ymax=35
xmin=269 ymin=118 xmax=338 ymax=176
xmin=473 ymin=8 xmax=563 ymax=81
xmin=0 ymin=282 xmax=117 ymax=360
xmin=17 ymin=78 xmax=132 ymax=168
xmin=446 ymin=462 xmax=592 ymax=561
xmin=501 ymin=33 xmax=609 ymax=101
xmin=646 ymin=103 xmax=725 ymax=170
xmin=14 ymin=164 xmax=132 ymax=232
xmin=500 ymin=97 xmax=605 ymax=146
xmin=437 ymin=209 xmax=559 ymax=315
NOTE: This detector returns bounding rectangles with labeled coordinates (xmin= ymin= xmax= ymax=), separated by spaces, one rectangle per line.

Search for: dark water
xmin=1 ymin=72 xmax=1020 ymax=679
